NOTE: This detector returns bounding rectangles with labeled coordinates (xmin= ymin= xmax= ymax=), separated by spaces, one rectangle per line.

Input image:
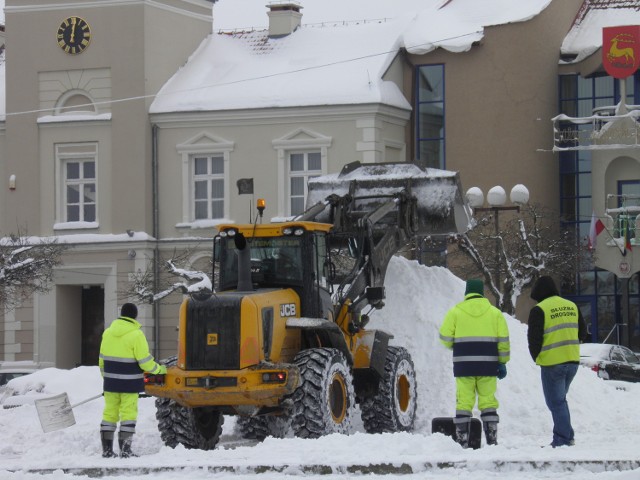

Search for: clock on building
xmin=57 ymin=16 xmax=91 ymax=55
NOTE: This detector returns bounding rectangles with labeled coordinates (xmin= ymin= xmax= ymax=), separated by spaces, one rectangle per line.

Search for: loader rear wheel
xmin=290 ymin=348 xmax=355 ymax=438
xmin=360 ymin=346 xmax=417 ymax=433
xmin=155 ymin=398 xmax=224 ymax=450
xmin=236 ymin=415 xmax=290 ymax=441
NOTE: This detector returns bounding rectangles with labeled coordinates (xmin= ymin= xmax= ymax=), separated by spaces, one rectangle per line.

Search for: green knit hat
xmin=465 ymin=279 xmax=484 ymax=296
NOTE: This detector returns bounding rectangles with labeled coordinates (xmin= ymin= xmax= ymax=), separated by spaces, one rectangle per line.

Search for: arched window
xmin=55 ymin=89 xmax=97 ymax=115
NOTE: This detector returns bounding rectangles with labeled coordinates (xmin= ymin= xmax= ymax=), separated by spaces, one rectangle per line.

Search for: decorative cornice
xmin=150 ymin=104 xmax=411 ymax=128
xmin=6 ymin=1 xmax=212 ymax=22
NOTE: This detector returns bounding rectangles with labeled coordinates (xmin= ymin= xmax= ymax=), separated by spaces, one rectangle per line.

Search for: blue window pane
xmin=560 ymin=154 xmax=576 ymax=174
xmin=83 ymin=161 xmax=95 ymax=179
xmin=194 ymin=157 xmax=208 ymax=175
xmin=84 ymin=204 xmax=96 ymax=222
xmin=578 ymin=198 xmax=591 ymax=218
xmin=577 ymin=150 xmax=591 ymax=171
xmin=195 ymin=201 xmax=207 ymax=219
xmin=290 ymin=197 xmax=304 ymax=216
xmin=578 ymin=173 xmax=591 ymax=196
xmin=290 ymin=153 xmax=304 ymax=172
xmin=211 ymin=200 xmax=224 ymax=218
xmin=67 ymin=205 xmax=79 ymax=221
xmin=211 ymin=179 xmax=224 ymax=199
xmin=594 ymin=76 xmax=613 ymax=97
xmin=579 ymin=271 xmax=595 ymax=295
xmin=195 ymin=181 xmax=207 ymax=200
xmin=577 ymin=80 xmax=592 ymax=97
xmin=211 ymin=156 xmax=224 ymax=175
xmin=417 ymin=103 xmax=444 ymax=139
xmin=67 ymin=162 xmax=80 ymax=180
xmin=597 ymin=271 xmax=615 ymax=294
xmin=577 ymin=99 xmax=592 ymax=117
xmin=67 ymin=185 xmax=79 ymax=203
xmin=84 ymin=184 xmax=96 ymax=202
xmin=418 ymin=139 xmax=444 ymax=169
xmin=290 ymin=177 xmax=304 ymax=196
xmin=417 ymin=65 xmax=444 ymax=102
xmin=308 ymin=152 xmax=321 ymax=171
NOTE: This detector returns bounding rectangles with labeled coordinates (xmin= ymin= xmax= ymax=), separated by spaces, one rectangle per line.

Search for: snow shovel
xmin=35 ymin=392 xmax=103 ymax=433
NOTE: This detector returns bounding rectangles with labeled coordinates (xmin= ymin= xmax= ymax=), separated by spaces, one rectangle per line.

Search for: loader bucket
xmin=305 ymin=162 xmax=472 ymax=235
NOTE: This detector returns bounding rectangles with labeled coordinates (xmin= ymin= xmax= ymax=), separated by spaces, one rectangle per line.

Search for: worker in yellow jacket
xmin=439 ymin=279 xmax=510 ymax=447
xmin=99 ymin=303 xmax=166 ymax=458
xmin=527 ymin=275 xmax=587 ymax=448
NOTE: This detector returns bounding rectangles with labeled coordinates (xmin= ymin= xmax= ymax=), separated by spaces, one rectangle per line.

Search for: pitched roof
xmin=150 ymin=0 xmax=554 ymax=114
xmin=561 ymin=1 xmax=640 ymax=63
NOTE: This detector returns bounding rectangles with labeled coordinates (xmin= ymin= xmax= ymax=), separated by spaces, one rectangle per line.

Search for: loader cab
xmin=215 ymin=223 xmax=333 ymax=319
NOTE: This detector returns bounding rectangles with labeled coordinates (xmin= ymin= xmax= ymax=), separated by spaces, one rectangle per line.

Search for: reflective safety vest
xmin=536 ymin=296 xmax=580 ymax=366
xmin=99 ymin=316 xmax=165 ymax=393
xmin=439 ymin=295 xmax=510 ymax=377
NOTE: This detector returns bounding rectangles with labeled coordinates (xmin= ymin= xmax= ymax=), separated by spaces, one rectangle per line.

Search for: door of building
xmin=81 ymin=286 xmax=104 ymax=366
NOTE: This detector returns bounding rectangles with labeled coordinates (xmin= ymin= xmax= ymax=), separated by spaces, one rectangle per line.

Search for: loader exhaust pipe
xmin=234 ymin=233 xmax=253 ymax=292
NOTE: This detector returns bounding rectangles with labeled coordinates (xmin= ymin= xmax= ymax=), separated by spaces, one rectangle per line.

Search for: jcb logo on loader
xmin=280 ymin=303 xmax=296 ymax=317
xmin=207 ymin=333 xmax=218 ymax=345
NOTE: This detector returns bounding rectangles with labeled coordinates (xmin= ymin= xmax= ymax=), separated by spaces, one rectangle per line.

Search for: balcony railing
xmin=603 ymin=198 xmax=640 ymax=249
xmin=552 ymin=105 xmax=640 ymax=152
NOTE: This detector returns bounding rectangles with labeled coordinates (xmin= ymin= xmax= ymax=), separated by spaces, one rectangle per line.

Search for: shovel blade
xmin=35 ymin=392 xmax=76 ymax=433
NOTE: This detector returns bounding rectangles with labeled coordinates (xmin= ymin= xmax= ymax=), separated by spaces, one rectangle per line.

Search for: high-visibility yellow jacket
xmin=99 ymin=316 xmax=166 ymax=393
xmin=439 ymin=294 xmax=510 ymax=377
xmin=535 ymin=296 xmax=581 ymax=366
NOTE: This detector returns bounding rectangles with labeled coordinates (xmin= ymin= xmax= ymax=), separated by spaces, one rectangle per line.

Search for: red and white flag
xmin=588 ymin=211 xmax=605 ymax=249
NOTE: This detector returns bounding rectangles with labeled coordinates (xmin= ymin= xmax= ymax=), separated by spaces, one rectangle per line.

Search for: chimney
xmin=266 ymin=1 xmax=303 ymax=37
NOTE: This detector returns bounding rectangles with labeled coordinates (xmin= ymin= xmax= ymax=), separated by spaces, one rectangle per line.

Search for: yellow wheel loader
xmin=145 ymin=161 xmax=471 ymax=450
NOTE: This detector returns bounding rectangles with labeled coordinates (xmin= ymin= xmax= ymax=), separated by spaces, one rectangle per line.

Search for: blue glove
xmin=497 ymin=363 xmax=507 ymax=380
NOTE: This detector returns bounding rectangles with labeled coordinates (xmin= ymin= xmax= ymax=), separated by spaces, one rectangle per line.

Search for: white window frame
xmin=55 ymin=143 xmax=98 ymax=225
xmin=288 ymin=151 xmax=323 ymax=217
xmin=177 ymin=133 xmax=234 ymax=224
xmin=191 ymin=154 xmax=225 ymax=220
xmin=272 ymin=128 xmax=332 ymax=217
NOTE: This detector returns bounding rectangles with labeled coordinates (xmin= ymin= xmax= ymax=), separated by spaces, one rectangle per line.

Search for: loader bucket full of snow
xmin=305 ymin=162 xmax=472 ymax=236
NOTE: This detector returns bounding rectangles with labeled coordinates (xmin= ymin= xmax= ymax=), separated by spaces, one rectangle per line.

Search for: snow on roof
xmin=561 ymin=3 xmax=640 ymax=63
xmin=150 ymin=0 xmax=554 ymax=114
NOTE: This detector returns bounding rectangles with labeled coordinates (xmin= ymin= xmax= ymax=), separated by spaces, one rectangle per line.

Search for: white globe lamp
xmin=510 ymin=184 xmax=530 ymax=205
xmin=487 ymin=186 xmax=507 ymax=207
xmin=466 ymin=187 xmax=484 ymax=208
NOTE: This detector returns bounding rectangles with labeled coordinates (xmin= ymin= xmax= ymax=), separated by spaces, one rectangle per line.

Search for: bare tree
xmin=446 ymin=203 xmax=583 ymax=315
xmin=127 ymin=247 xmax=213 ymax=304
xmin=0 ymin=232 xmax=69 ymax=311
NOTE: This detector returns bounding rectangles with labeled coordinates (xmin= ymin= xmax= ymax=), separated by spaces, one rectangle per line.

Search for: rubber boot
xmin=100 ymin=431 xmax=117 ymax=458
xmin=454 ymin=421 xmax=470 ymax=449
xmin=118 ymin=431 xmax=136 ymax=458
xmin=483 ymin=421 xmax=498 ymax=445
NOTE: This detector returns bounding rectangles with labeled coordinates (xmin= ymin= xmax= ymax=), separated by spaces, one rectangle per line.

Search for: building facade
xmin=1 ymin=0 xmax=638 ymax=367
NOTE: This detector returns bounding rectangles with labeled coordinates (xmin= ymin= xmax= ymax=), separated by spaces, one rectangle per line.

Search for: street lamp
xmin=465 ymin=185 xmax=529 ymax=295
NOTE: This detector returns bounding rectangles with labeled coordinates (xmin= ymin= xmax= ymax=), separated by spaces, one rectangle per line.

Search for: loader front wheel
xmin=360 ymin=346 xmax=417 ymax=433
xmin=155 ymin=398 xmax=224 ymax=450
xmin=290 ymin=348 xmax=355 ymax=438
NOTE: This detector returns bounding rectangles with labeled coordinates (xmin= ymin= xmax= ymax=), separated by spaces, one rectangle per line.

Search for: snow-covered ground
xmin=2 ymin=257 xmax=640 ymax=479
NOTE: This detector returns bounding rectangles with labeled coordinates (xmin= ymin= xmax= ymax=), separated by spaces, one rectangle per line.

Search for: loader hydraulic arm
xmin=334 ymin=189 xmax=417 ymax=317
xmin=299 ymin=161 xmax=471 ymax=325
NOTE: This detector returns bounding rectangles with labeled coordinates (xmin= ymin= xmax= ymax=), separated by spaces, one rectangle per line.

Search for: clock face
xmin=57 ymin=16 xmax=91 ymax=55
